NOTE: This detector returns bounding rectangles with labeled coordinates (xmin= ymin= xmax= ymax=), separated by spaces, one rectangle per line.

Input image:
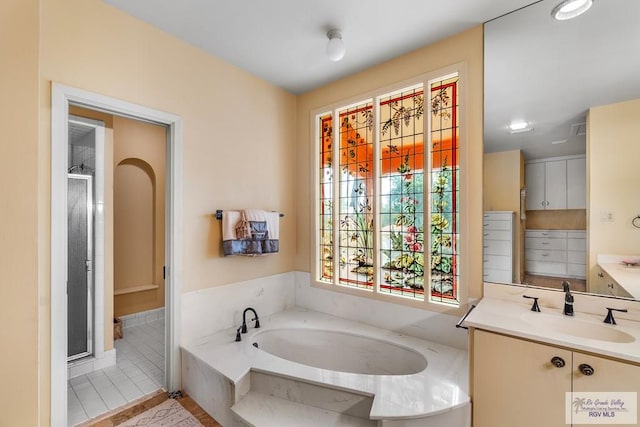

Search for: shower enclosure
xmin=67 ymin=173 xmax=93 ymax=361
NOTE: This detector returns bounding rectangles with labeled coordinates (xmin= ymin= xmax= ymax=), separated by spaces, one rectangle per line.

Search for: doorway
xmin=51 ymin=84 xmax=183 ymax=427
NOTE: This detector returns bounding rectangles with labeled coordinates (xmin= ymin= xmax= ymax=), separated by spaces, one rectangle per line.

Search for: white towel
xmin=221 ymin=210 xmax=241 ymax=241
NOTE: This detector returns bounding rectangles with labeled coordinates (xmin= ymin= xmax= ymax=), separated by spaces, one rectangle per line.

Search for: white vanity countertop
xmin=598 ymin=254 xmax=640 ymax=299
xmin=464 ymin=297 xmax=640 ymax=364
xmin=181 ymin=307 xmax=469 ymax=420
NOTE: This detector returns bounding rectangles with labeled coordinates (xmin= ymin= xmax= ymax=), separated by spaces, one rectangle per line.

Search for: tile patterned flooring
xmin=68 ymin=319 xmax=165 ymax=426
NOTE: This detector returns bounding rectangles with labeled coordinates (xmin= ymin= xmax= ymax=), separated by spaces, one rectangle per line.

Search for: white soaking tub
xmin=181 ymin=308 xmax=470 ymax=427
xmin=253 ymin=328 xmax=427 ymax=375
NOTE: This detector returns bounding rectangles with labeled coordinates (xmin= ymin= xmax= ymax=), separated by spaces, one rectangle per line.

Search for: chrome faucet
xmin=241 ymin=307 xmax=260 ymax=333
xmin=562 ymin=281 xmax=574 ymax=316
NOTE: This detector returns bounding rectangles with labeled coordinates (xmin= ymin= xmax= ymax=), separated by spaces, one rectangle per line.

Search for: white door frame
xmin=51 ymin=83 xmax=183 ymax=427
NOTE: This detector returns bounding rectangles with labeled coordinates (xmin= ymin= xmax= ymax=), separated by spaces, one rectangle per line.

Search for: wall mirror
xmin=483 ymin=0 xmax=640 ymax=299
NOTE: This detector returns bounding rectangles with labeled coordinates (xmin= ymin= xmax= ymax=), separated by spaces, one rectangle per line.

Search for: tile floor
xmin=68 ymin=319 xmax=165 ymax=426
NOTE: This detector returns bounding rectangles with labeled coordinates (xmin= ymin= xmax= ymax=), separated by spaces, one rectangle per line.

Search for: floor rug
xmin=118 ymin=398 xmax=203 ymax=427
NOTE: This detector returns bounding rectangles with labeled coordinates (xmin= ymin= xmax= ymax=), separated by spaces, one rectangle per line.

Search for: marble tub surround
xmin=181 ymin=307 xmax=470 ymax=424
xmin=294 ymin=271 xmax=469 ymax=350
xmin=181 ymin=272 xmax=296 ymax=346
xmin=598 ymin=254 xmax=640 ymax=298
xmin=466 ymin=284 xmax=640 ymax=363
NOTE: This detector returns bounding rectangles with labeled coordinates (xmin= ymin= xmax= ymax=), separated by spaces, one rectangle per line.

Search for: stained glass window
xmin=316 ymin=71 xmax=460 ymax=307
xmin=428 ymin=74 xmax=460 ymax=306
xmin=319 ymin=113 xmax=333 ymax=283
xmin=337 ymin=101 xmax=374 ymax=290
xmin=378 ymin=85 xmax=425 ymax=300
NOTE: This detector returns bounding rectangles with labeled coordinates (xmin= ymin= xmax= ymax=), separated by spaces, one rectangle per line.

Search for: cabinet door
xmin=545 ymin=160 xmax=567 ymax=209
xmin=526 ymin=162 xmax=546 ymax=210
xmin=473 ymin=330 xmax=571 ymax=427
xmin=567 ymin=157 xmax=586 ymax=209
xmin=572 ymin=352 xmax=640 ymax=427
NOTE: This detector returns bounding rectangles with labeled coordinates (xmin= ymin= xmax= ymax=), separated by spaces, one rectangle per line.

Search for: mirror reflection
xmin=483 ymin=0 xmax=640 ymax=299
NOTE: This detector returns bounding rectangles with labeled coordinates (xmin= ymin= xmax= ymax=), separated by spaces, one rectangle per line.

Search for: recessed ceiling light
xmin=509 ymin=121 xmax=529 ymax=131
xmin=551 ymin=139 xmax=568 ymax=145
xmin=508 ymin=121 xmax=533 ymax=134
xmin=552 ymin=0 xmax=594 ymax=21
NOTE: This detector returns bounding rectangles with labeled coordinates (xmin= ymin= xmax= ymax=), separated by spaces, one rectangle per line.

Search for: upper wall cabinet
xmin=525 ymin=155 xmax=586 ymax=211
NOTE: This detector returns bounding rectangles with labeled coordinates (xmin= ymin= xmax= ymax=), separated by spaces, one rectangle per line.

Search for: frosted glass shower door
xmin=68 ymin=174 xmax=93 ymax=361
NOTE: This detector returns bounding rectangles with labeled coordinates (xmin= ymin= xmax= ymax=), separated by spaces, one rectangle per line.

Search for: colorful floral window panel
xmin=337 ymin=101 xmax=374 ymax=289
xmin=319 ymin=113 xmax=334 ymax=283
xmin=429 ymin=74 xmax=459 ymax=305
xmin=378 ymin=85 xmax=425 ymax=300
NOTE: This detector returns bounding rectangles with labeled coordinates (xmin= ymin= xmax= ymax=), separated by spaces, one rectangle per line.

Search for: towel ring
xmin=633 ymin=215 xmax=640 ymax=229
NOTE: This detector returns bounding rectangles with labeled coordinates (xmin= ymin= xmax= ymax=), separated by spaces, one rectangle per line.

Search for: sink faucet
xmin=562 ymin=281 xmax=574 ymax=316
xmin=604 ymin=307 xmax=628 ymax=325
xmin=241 ymin=307 xmax=260 ymax=333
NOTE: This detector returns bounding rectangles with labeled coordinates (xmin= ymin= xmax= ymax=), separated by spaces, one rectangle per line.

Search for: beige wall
xmin=0 ymin=1 xmax=40 ymax=425
xmin=525 ymin=209 xmax=586 ymax=230
xmin=295 ymin=26 xmax=484 ymax=303
xmin=34 ymin=0 xmax=297 ymax=424
xmin=587 ymin=98 xmax=640 ymax=284
xmin=483 ymin=150 xmax=525 ymax=282
xmin=113 ymin=116 xmax=166 ymax=317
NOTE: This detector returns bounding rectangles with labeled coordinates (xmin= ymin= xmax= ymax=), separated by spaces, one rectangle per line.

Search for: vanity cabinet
xmin=472 ymin=329 xmax=640 ymax=427
xmin=483 ymin=211 xmax=514 ymax=283
xmin=596 ymin=267 xmax=633 ymax=298
xmin=525 ymin=230 xmax=586 ymax=279
xmin=525 ymin=155 xmax=586 ymax=210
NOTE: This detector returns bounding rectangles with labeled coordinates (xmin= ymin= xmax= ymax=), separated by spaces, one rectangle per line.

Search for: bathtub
xmin=254 ymin=328 xmax=427 ymax=375
xmin=181 ymin=308 xmax=470 ymax=426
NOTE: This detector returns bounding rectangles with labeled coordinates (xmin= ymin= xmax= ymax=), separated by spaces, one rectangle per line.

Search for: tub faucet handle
xmin=523 ymin=295 xmax=540 ymax=312
xmin=235 ymin=326 xmax=242 ymax=342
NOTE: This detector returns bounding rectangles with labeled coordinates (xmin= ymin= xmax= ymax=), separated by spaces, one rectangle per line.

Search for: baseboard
xmin=119 ymin=307 xmax=165 ymax=329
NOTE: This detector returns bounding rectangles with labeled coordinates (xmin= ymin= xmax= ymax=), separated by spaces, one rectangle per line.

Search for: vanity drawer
xmin=567 ymin=263 xmax=586 ymax=278
xmin=483 ymin=212 xmax=513 ymax=222
xmin=525 ymin=249 xmax=566 ymax=262
xmin=484 ymin=239 xmax=512 ymax=256
xmin=567 ymin=238 xmax=586 ymax=251
xmin=567 ymin=250 xmax=586 ymax=264
xmin=483 ymin=220 xmax=512 ymax=231
xmin=483 ymin=229 xmax=511 ymax=241
xmin=525 ymin=230 xmax=567 ymax=239
xmin=567 ymin=231 xmax=586 ymax=239
xmin=525 ymin=237 xmax=567 ymax=251
xmin=526 ymin=260 xmax=567 ymax=276
xmin=483 ymin=268 xmax=512 ymax=283
xmin=483 ymin=254 xmax=512 ymax=270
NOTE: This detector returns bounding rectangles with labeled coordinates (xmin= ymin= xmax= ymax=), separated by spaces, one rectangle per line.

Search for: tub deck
xmin=181 ymin=307 xmax=469 ymax=422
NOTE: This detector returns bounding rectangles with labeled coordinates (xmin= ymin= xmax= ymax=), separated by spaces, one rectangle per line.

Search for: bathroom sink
xmin=521 ymin=312 xmax=635 ymax=344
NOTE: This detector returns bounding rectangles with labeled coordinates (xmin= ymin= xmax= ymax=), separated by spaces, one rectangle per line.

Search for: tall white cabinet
xmin=483 ymin=211 xmax=514 ymax=283
xmin=525 ymin=155 xmax=586 ymax=210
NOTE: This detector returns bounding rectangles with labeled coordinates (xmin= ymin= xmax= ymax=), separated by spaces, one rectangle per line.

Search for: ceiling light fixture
xmin=509 ymin=121 xmax=529 ymax=131
xmin=508 ymin=121 xmax=533 ymax=134
xmin=552 ymin=0 xmax=594 ymax=21
xmin=326 ymin=29 xmax=346 ymax=62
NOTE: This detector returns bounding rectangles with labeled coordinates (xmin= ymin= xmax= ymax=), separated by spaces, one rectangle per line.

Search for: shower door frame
xmin=67 ymin=173 xmax=94 ymax=362
xmin=51 ymin=83 xmax=183 ymax=427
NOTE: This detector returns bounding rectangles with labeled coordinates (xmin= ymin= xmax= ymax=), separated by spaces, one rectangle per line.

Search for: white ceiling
xmin=101 ymin=0 xmax=640 ymax=161
xmin=101 ymin=0 xmax=535 ymax=94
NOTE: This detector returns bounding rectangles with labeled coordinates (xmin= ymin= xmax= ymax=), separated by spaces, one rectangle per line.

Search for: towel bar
xmin=214 ymin=209 xmax=284 ymax=220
